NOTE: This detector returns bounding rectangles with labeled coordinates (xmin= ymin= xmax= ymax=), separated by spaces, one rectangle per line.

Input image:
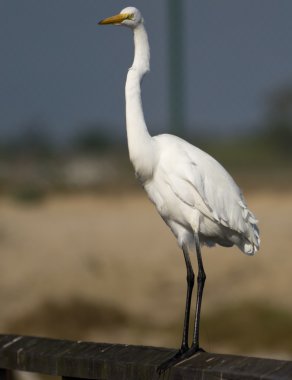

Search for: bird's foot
xmin=180 ymin=343 xmax=205 ymax=359
xmin=156 ymin=346 xmax=188 ymax=375
xmin=157 ymin=344 xmax=205 ymax=375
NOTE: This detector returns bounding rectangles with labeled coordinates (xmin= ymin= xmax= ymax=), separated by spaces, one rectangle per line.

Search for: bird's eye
xmin=127 ymin=13 xmax=135 ymax=20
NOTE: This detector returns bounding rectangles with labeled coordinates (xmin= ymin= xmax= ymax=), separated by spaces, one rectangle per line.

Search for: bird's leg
xmin=180 ymin=244 xmax=194 ymax=351
xmin=157 ymin=244 xmax=194 ymax=374
xmin=187 ymin=233 xmax=206 ymax=355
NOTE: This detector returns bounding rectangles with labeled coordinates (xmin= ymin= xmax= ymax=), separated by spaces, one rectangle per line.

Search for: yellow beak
xmin=98 ymin=13 xmax=130 ymax=25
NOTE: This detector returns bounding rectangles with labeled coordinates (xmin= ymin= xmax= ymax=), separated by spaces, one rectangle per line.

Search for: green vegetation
xmin=11 ymin=186 xmax=47 ymax=204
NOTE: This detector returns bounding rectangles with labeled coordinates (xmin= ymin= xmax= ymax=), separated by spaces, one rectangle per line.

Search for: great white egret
xmin=99 ymin=6 xmax=260 ymax=373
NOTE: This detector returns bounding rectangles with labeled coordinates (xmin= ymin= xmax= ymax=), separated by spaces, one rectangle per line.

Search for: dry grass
xmin=0 ymin=187 xmax=292 ymax=359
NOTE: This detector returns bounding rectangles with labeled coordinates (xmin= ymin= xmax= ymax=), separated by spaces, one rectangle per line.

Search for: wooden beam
xmin=0 ymin=335 xmax=292 ymax=379
xmin=0 ymin=369 xmax=9 ymax=380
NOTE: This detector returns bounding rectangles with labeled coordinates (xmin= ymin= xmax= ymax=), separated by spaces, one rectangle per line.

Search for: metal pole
xmin=168 ymin=0 xmax=185 ymax=137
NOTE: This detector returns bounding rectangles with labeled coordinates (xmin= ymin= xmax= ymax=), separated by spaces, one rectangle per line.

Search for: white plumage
xmin=99 ymin=6 xmax=260 ymax=372
xmin=145 ymin=133 xmax=259 ymax=255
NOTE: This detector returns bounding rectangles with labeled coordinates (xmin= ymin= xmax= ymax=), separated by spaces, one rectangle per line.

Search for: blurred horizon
xmin=0 ymin=76 xmax=291 ymax=200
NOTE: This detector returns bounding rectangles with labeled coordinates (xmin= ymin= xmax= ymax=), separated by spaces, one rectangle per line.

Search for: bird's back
xmin=144 ymin=134 xmax=260 ymax=255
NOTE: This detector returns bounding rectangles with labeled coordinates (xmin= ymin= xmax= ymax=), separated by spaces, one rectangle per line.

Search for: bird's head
xmin=98 ymin=7 xmax=143 ymax=29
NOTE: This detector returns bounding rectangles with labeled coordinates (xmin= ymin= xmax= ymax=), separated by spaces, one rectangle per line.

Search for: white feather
xmin=102 ymin=7 xmax=260 ymax=256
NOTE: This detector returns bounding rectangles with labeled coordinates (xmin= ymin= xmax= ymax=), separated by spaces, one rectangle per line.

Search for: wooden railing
xmin=0 ymin=334 xmax=292 ymax=379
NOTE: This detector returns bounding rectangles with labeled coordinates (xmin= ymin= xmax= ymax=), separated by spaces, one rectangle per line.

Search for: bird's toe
xmin=156 ymin=347 xmax=188 ymax=375
xmin=180 ymin=344 xmax=205 ymax=360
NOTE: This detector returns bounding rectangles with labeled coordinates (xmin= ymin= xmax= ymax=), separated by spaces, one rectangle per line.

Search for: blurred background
xmin=1 ymin=0 xmax=292 ymax=362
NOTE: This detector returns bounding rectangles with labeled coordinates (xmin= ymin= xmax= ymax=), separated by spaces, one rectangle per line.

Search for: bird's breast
xmin=144 ymin=178 xmax=190 ymax=226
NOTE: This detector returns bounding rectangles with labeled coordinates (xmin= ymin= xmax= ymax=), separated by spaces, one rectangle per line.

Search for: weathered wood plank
xmin=0 ymin=334 xmax=292 ymax=380
xmin=0 ymin=369 xmax=8 ymax=380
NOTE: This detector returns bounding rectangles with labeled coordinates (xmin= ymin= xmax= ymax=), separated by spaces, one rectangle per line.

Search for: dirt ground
xmin=0 ymin=188 xmax=292 ymax=358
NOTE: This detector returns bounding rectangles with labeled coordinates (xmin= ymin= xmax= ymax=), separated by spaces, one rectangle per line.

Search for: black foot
xmin=156 ymin=347 xmax=188 ymax=375
xmin=180 ymin=343 xmax=205 ymax=360
xmin=157 ymin=345 xmax=205 ymax=375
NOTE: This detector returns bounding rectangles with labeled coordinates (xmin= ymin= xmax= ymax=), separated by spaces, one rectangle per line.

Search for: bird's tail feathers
xmin=238 ymin=201 xmax=260 ymax=255
xmin=242 ymin=238 xmax=260 ymax=256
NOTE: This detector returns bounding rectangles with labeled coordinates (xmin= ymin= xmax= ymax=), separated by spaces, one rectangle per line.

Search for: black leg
xmin=181 ymin=244 xmax=194 ymax=350
xmin=157 ymin=244 xmax=194 ymax=374
xmin=189 ymin=233 xmax=206 ymax=353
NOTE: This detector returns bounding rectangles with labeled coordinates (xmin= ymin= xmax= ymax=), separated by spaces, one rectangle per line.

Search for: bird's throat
xmin=125 ymin=24 xmax=153 ymax=179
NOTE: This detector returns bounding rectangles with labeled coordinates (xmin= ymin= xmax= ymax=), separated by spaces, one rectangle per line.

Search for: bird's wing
xmin=156 ymin=135 xmax=258 ymax=236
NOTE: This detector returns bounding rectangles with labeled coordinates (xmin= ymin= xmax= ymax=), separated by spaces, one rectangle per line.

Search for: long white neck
xmin=125 ymin=23 xmax=154 ymax=179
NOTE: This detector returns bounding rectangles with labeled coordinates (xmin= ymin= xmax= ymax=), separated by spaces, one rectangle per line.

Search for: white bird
xmin=99 ymin=7 xmax=260 ymax=372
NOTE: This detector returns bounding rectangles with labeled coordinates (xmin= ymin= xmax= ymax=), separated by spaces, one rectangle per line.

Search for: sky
xmin=1 ymin=0 xmax=292 ymax=142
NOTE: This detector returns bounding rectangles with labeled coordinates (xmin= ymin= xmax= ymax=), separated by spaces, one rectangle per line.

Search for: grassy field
xmin=0 ymin=186 xmax=292 ymax=360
